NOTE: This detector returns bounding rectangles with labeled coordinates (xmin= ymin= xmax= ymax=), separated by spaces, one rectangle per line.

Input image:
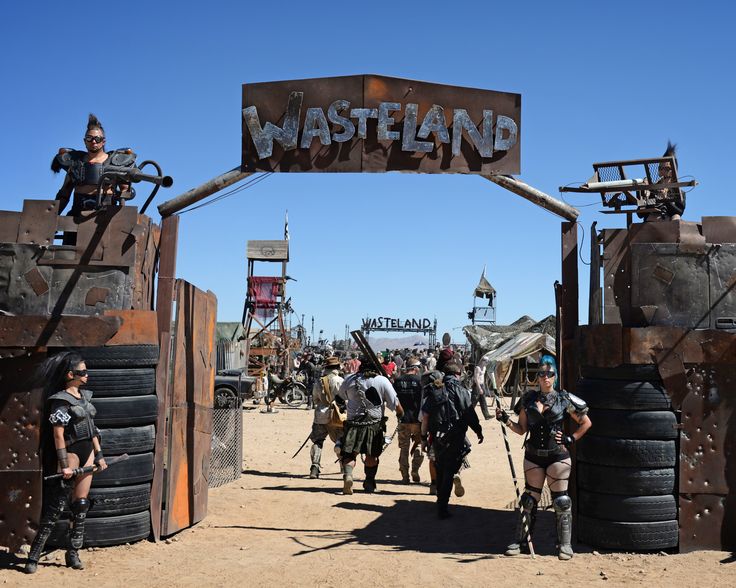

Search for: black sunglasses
xmin=72 ymin=369 xmax=88 ymax=377
xmin=84 ymin=135 xmax=105 ymax=144
xmin=538 ymin=370 xmax=555 ymax=378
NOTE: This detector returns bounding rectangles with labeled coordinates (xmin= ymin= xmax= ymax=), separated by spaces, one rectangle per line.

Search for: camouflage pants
xmin=398 ymin=422 xmax=424 ymax=476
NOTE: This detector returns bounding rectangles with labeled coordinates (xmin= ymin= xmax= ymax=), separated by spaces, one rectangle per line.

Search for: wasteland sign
xmin=361 ymin=317 xmax=435 ymax=333
xmin=242 ymin=75 xmax=521 ymax=175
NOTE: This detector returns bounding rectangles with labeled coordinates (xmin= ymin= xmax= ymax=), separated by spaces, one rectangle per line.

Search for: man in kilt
xmin=336 ymin=358 xmax=404 ymax=494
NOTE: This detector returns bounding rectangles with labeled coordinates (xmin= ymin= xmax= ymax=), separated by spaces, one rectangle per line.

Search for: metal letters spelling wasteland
xmin=242 ymin=75 xmax=521 ymax=175
xmin=361 ymin=317 xmax=433 ymax=332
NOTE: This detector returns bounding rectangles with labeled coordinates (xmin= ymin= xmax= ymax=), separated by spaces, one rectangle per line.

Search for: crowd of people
xmin=299 ymin=344 xmax=592 ymax=560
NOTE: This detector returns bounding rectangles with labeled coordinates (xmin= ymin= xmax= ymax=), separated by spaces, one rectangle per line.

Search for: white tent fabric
xmin=475 ymin=332 xmax=556 ymax=392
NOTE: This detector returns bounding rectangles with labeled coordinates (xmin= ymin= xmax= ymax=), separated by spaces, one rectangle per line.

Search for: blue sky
xmin=1 ymin=1 xmax=733 ymax=342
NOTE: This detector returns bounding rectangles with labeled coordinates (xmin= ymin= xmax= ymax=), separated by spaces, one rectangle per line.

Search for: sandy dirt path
xmin=2 ymin=404 xmax=733 ymax=586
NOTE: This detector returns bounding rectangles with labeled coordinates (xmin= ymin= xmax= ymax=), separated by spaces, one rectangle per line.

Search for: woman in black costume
xmin=496 ymin=354 xmax=591 ymax=560
xmin=25 ymin=352 xmax=107 ymax=574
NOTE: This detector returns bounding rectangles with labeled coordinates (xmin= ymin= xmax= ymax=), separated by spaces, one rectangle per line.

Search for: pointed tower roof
xmin=474 ymin=266 xmax=496 ymax=299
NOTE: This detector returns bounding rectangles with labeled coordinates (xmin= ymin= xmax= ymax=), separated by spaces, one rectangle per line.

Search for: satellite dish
xmin=442 ymin=332 xmax=451 ymax=346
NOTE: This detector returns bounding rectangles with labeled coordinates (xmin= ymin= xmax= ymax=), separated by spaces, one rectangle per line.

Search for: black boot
xmin=69 ymin=498 xmax=90 ymax=550
xmin=363 ymin=465 xmax=378 ymax=493
xmin=66 ymin=548 xmax=84 ymax=570
xmin=505 ymin=493 xmax=537 ymax=556
xmin=25 ymin=481 xmax=70 ymax=574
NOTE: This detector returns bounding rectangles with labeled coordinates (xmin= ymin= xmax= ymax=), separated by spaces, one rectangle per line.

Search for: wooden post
xmin=151 ymin=214 xmax=179 ymax=541
xmin=561 ymin=221 xmax=579 ymax=393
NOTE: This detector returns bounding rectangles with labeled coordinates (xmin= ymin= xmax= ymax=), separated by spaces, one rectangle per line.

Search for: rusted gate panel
xmin=0 ymin=201 xmax=158 ymax=317
xmin=0 ymin=354 xmax=45 ymax=552
xmin=151 ymin=214 xmax=178 ymax=541
xmin=161 ymin=280 xmax=216 ymax=537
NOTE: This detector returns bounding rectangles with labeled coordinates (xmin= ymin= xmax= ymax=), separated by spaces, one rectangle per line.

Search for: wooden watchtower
xmin=242 ymin=239 xmax=290 ymax=378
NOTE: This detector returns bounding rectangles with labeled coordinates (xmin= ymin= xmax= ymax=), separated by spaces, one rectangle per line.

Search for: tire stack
xmin=575 ymin=365 xmax=679 ymax=551
xmin=51 ymin=345 xmax=158 ymax=547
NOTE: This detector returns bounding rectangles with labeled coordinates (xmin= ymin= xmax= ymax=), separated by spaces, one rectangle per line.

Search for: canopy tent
xmin=474 ymin=331 xmax=556 ymax=393
xmin=464 ymin=314 xmax=556 ymax=358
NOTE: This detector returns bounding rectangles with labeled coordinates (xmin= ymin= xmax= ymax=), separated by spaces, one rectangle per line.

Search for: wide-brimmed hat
xmin=323 ymin=356 xmax=341 ymax=369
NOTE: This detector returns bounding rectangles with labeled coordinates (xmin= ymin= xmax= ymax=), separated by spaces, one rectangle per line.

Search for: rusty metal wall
xmin=0 ymin=354 xmax=45 ymax=553
xmin=161 ymin=280 xmax=216 ymax=537
xmin=583 ymin=216 xmax=736 ymax=551
xmin=0 ymin=201 xmax=159 ymax=317
xmin=0 ymin=201 xmax=162 ymax=551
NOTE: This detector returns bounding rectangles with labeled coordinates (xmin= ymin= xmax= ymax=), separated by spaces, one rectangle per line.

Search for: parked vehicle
xmin=214 ymin=368 xmax=256 ymax=408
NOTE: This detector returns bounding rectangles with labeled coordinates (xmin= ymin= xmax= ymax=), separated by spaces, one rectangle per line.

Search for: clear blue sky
xmin=1 ymin=1 xmax=733 ymax=342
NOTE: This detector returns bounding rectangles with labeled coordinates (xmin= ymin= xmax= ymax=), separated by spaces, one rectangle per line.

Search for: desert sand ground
xmin=2 ymin=403 xmax=733 ymax=587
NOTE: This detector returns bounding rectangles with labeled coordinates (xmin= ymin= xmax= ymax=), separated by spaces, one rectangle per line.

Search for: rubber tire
xmin=577 ymin=435 xmax=676 ymax=468
xmin=61 ymin=484 xmax=151 ymax=518
xmin=578 ymin=490 xmax=677 ymax=522
xmin=81 ymin=345 xmax=159 ymax=368
xmin=214 ymin=387 xmax=239 ymax=409
xmin=580 ymin=364 xmax=661 ymax=382
xmin=577 ymin=515 xmax=678 ymax=550
xmin=50 ymin=510 xmax=150 ymax=547
xmin=586 ymin=409 xmax=678 ymax=440
xmin=576 ymin=378 xmax=671 ymax=411
xmin=87 ymin=484 xmax=151 ymax=517
xmin=93 ymin=395 xmax=158 ymax=426
xmin=87 ymin=368 xmax=156 ymax=397
xmin=285 ymin=386 xmax=306 ymax=407
xmin=92 ymin=452 xmax=154 ymax=487
xmin=99 ymin=425 xmax=155 ymax=455
xmin=577 ymin=463 xmax=676 ymax=496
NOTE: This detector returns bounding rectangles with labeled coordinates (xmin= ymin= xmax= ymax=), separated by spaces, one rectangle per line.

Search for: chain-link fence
xmin=209 ymin=407 xmax=243 ymax=488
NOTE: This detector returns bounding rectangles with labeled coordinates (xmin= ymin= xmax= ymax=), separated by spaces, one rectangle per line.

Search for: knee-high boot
xmin=25 ymin=482 xmax=70 ymax=574
xmin=553 ymin=493 xmax=573 ymax=560
xmin=505 ymin=493 xmax=537 ymax=556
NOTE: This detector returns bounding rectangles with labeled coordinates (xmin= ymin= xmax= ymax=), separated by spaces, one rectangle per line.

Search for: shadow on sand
xmin=216 ymin=499 xmax=569 ymax=558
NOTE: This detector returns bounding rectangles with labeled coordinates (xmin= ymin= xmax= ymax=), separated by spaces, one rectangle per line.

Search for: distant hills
xmin=368 ymin=334 xmax=429 ymax=352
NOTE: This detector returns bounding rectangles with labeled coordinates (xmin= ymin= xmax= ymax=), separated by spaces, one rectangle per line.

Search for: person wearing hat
xmin=336 ymin=356 xmax=403 ymax=494
xmin=394 ymin=359 xmax=425 ymax=483
xmin=308 ymin=355 xmax=345 ymax=479
xmin=421 ymin=357 xmax=483 ymax=519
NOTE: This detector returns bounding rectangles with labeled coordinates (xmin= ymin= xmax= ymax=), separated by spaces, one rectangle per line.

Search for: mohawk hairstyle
xmin=663 ymin=140 xmax=677 ymax=159
xmin=87 ymin=113 xmax=104 ymax=134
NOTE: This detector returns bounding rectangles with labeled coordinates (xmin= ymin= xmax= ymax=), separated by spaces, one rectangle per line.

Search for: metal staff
xmin=44 ymin=454 xmax=129 ymax=481
xmin=488 ymin=383 xmax=536 ymax=558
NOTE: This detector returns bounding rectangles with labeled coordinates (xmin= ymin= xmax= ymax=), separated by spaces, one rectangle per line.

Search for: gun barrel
xmin=102 ymin=165 xmax=173 ymax=187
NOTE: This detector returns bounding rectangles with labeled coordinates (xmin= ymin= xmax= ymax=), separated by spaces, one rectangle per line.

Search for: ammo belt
xmin=346 ymin=418 xmax=382 ymax=427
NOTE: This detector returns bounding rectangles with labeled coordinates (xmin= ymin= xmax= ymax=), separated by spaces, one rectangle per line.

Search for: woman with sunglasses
xmin=495 ymin=354 xmax=591 ymax=560
xmin=52 ymin=114 xmax=134 ymax=216
xmin=25 ymin=352 xmax=107 ymax=574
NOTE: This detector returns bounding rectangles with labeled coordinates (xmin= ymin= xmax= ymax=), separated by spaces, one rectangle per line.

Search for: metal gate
xmin=159 ymin=280 xmax=217 ymax=536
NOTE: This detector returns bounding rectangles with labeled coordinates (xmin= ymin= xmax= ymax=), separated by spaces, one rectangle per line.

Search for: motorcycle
xmin=267 ymin=373 xmax=308 ymax=407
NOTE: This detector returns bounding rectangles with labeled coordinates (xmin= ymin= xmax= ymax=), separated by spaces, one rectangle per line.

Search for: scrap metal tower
xmin=242 ymin=238 xmax=290 ymax=377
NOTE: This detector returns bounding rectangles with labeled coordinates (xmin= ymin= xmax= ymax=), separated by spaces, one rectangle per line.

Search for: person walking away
xmin=308 ymin=356 xmax=345 ymax=478
xmin=336 ymin=358 xmax=403 ymax=494
xmin=422 ymin=358 xmax=483 ymax=519
xmin=394 ymin=359 xmax=425 ymax=483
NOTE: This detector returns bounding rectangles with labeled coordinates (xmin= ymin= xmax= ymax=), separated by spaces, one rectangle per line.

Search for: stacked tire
xmin=575 ymin=366 xmax=679 ymax=551
xmin=51 ymin=345 xmax=158 ymax=547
